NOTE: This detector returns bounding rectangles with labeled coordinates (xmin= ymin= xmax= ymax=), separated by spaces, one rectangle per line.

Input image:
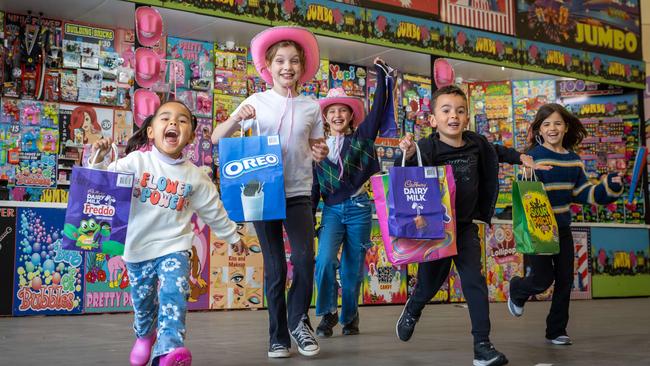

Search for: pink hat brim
xmin=433 ymin=58 xmax=455 ymax=88
xmin=133 ymin=89 xmax=161 ymax=127
xmin=319 ymin=97 xmax=365 ymax=128
xmin=135 ymin=7 xmax=163 ymax=47
xmin=135 ymin=47 xmax=162 ymax=88
xmin=251 ymin=26 xmax=320 ymax=85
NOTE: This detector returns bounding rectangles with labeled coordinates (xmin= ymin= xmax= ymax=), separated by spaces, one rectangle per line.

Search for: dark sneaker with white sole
xmin=547 ymin=335 xmax=572 ymax=345
xmin=473 ymin=341 xmax=508 ymax=366
xmin=267 ymin=344 xmax=290 ymax=358
xmin=290 ymin=317 xmax=320 ymax=357
xmin=396 ymin=299 xmax=420 ymax=342
xmin=507 ymin=297 xmax=523 ymax=317
xmin=316 ymin=312 xmax=338 ymax=338
xmin=342 ymin=313 xmax=359 ymax=335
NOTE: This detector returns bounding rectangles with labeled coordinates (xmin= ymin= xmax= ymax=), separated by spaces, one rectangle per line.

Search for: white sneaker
xmin=268 ymin=343 xmax=290 ymax=358
xmin=507 ymin=297 xmax=523 ymax=317
xmin=547 ymin=335 xmax=572 ymax=345
xmin=290 ymin=317 xmax=320 ymax=357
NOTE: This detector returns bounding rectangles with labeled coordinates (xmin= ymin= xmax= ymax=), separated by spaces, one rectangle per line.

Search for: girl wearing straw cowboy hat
xmin=312 ymin=57 xmax=395 ymax=338
xmin=211 ymin=26 xmax=328 ymax=358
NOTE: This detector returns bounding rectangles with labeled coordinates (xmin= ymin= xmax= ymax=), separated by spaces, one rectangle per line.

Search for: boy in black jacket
xmin=397 ymin=85 xmax=547 ymax=366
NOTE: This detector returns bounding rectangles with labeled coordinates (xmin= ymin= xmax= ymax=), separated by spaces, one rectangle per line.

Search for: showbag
xmin=63 ymin=144 xmax=133 ymax=255
xmin=219 ymin=122 xmax=286 ymax=222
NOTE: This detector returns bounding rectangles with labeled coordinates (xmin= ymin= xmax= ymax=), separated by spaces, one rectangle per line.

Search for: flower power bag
xmin=63 ymin=144 xmax=134 ymax=255
xmin=512 ymin=168 xmax=560 ymax=255
xmin=219 ymin=120 xmax=286 ymax=222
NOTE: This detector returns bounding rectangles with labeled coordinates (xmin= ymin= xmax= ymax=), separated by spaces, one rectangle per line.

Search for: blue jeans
xmin=126 ymin=251 xmax=190 ymax=359
xmin=315 ymin=193 xmax=372 ymax=325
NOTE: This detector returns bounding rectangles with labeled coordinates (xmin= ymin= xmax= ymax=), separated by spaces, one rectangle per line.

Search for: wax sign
xmin=522 ymin=40 xmax=588 ymax=79
xmin=366 ymin=9 xmax=447 ymax=55
xmin=516 ymin=0 xmax=641 ymax=60
xmin=274 ymin=0 xmax=365 ymax=42
xmin=448 ymin=25 xmax=520 ymax=68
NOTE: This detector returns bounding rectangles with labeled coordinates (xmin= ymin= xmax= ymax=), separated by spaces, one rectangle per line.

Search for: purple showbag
xmin=387 ymin=144 xmax=445 ymax=239
xmin=63 ymin=144 xmax=133 ymax=255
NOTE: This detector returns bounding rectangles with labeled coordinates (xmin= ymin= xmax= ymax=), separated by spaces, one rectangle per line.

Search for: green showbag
xmin=512 ymin=180 xmax=560 ymax=255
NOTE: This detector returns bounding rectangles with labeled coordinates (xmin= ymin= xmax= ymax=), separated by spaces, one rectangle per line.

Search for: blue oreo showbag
xmin=218 ymin=121 xmax=286 ymax=222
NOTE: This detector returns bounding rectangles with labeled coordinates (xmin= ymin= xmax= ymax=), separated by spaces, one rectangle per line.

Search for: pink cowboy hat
xmin=250 ymin=26 xmax=320 ymax=85
xmin=318 ymin=88 xmax=365 ymax=127
xmin=433 ymin=58 xmax=455 ymax=88
xmin=133 ymin=89 xmax=160 ymax=127
xmin=135 ymin=6 xmax=163 ymax=47
xmin=135 ymin=47 xmax=162 ymax=88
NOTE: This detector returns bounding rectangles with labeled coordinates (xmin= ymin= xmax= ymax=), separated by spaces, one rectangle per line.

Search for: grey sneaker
xmin=267 ymin=343 xmax=290 ymax=358
xmin=316 ymin=312 xmax=338 ymax=338
xmin=507 ymin=297 xmax=523 ymax=317
xmin=290 ymin=317 xmax=320 ymax=357
xmin=547 ymin=335 xmax=572 ymax=345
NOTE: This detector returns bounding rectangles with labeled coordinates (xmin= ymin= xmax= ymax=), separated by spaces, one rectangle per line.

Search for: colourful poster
xmin=329 ymin=61 xmax=367 ymax=104
xmin=401 ymin=73 xmax=432 ymax=140
xmin=58 ymin=103 xmax=114 ymax=147
xmin=522 ymin=40 xmax=588 ymax=79
xmin=516 ymin=0 xmax=641 ymax=60
xmin=366 ymin=9 xmax=447 ymax=55
xmin=210 ymin=223 xmax=264 ymax=310
xmin=485 ymin=224 xmax=522 ymax=302
xmin=167 ymin=37 xmax=214 ymax=118
xmin=185 ymin=215 xmax=211 ymax=310
xmin=512 ymin=79 xmax=556 ymax=150
xmin=302 ymin=59 xmax=330 ymax=98
xmin=0 ymin=206 xmax=17 ymax=315
xmin=374 ymin=137 xmax=402 ymax=173
xmin=448 ymin=262 xmax=464 ymax=303
xmin=273 ymin=0 xmax=366 ymax=42
xmin=183 ymin=118 xmax=213 ymax=173
xmin=448 ymin=25 xmax=520 ymax=68
xmin=571 ymin=227 xmax=591 ymax=300
xmin=591 ymin=227 xmax=650 ymax=298
xmin=84 ymin=253 xmax=132 ymax=313
xmin=214 ymin=44 xmax=248 ymax=97
xmin=13 ymin=207 xmax=85 ymax=316
xmin=441 ymin=0 xmax=515 ymax=35
xmin=363 ymin=222 xmax=407 ymax=305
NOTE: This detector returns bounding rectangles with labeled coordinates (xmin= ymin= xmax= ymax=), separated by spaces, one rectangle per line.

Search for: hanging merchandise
xmin=167 ymin=37 xmax=214 ymax=117
xmin=433 ymin=58 xmax=455 ymax=89
xmin=3 ymin=13 xmax=63 ymax=99
xmin=401 ymin=73 xmax=432 ymax=139
xmin=374 ymin=137 xmax=402 ymax=172
xmin=135 ymin=6 xmax=163 ymax=47
xmin=132 ymin=88 xmax=160 ymax=127
xmin=214 ymin=43 xmax=248 ymax=97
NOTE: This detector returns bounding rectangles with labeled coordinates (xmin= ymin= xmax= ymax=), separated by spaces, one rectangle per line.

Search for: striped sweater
xmin=528 ymin=145 xmax=624 ymax=228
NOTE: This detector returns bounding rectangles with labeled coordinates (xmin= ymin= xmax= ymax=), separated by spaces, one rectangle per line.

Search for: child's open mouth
xmin=165 ymin=130 xmax=179 ymax=144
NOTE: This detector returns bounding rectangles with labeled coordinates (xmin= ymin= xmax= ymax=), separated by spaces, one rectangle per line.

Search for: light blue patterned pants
xmin=126 ymin=251 xmax=190 ymax=359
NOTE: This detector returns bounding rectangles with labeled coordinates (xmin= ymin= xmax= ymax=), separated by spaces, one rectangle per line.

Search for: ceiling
xmin=0 ymin=0 xmax=557 ymax=82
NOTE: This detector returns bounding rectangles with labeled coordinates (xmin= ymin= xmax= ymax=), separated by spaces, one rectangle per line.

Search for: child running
xmin=312 ymin=58 xmax=393 ymax=337
xmin=398 ymin=85 xmax=549 ymax=366
xmin=91 ymin=100 xmax=245 ymax=366
xmin=508 ymin=103 xmax=623 ymax=345
xmin=211 ymin=26 xmax=328 ymax=358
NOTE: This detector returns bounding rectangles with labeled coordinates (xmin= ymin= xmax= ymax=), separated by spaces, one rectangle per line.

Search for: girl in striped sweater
xmin=507 ymin=103 xmax=623 ymax=346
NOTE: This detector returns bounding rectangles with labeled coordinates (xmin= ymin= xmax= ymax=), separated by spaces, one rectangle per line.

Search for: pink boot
xmin=129 ymin=332 xmax=156 ymax=366
xmin=158 ymin=347 xmax=192 ymax=366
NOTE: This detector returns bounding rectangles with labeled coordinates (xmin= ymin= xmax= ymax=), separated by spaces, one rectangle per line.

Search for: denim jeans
xmin=315 ymin=193 xmax=372 ymax=325
xmin=126 ymin=251 xmax=190 ymax=359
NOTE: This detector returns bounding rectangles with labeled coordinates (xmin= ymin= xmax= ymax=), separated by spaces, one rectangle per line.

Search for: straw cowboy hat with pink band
xmin=318 ymin=88 xmax=366 ymax=128
xmin=135 ymin=6 xmax=163 ymax=47
xmin=250 ymin=26 xmax=320 ymax=85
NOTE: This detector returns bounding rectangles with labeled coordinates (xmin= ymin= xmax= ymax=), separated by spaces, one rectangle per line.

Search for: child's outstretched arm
xmin=193 ymin=174 xmax=246 ymax=254
xmin=493 ymin=144 xmax=552 ymax=171
xmin=573 ymin=168 xmax=624 ymax=205
xmin=355 ymin=58 xmax=391 ymax=140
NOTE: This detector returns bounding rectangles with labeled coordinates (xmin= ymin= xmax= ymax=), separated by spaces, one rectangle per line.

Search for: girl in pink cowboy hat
xmin=211 ymin=26 xmax=328 ymax=359
xmin=312 ymin=57 xmax=394 ymax=338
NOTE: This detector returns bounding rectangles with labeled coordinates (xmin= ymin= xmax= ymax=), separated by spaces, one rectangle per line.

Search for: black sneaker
xmin=290 ymin=316 xmax=320 ymax=357
xmin=267 ymin=343 xmax=290 ymax=358
xmin=316 ymin=312 xmax=338 ymax=338
xmin=342 ymin=313 xmax=359 ymax=335
xmin=396 ymin=300 xmax=420 ymax=342
xmin=473 ymin=342 xmax=508 ymax=366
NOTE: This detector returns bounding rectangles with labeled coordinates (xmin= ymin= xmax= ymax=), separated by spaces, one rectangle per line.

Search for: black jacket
xmin=404 ymin=130 xmax=521 ymax=225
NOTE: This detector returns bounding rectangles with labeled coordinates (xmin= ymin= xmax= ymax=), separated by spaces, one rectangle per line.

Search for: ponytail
xmin=126 ymin=115 xmax=153 ymax=154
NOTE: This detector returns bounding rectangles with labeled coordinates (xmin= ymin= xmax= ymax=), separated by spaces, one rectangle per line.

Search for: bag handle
xmin=520 ymin=166 xmax=538 ymax=182
xmin=239 ymin=119 xmax=261 ymax=138
xmin=89 ymin=143 xmax=120 ymax=171
xmin=401 ymin=142 xmax=423 ymax=167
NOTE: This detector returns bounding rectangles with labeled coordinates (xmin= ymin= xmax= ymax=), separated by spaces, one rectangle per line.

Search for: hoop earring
xmin=535 ymin=134 xmax=544 ymax=145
